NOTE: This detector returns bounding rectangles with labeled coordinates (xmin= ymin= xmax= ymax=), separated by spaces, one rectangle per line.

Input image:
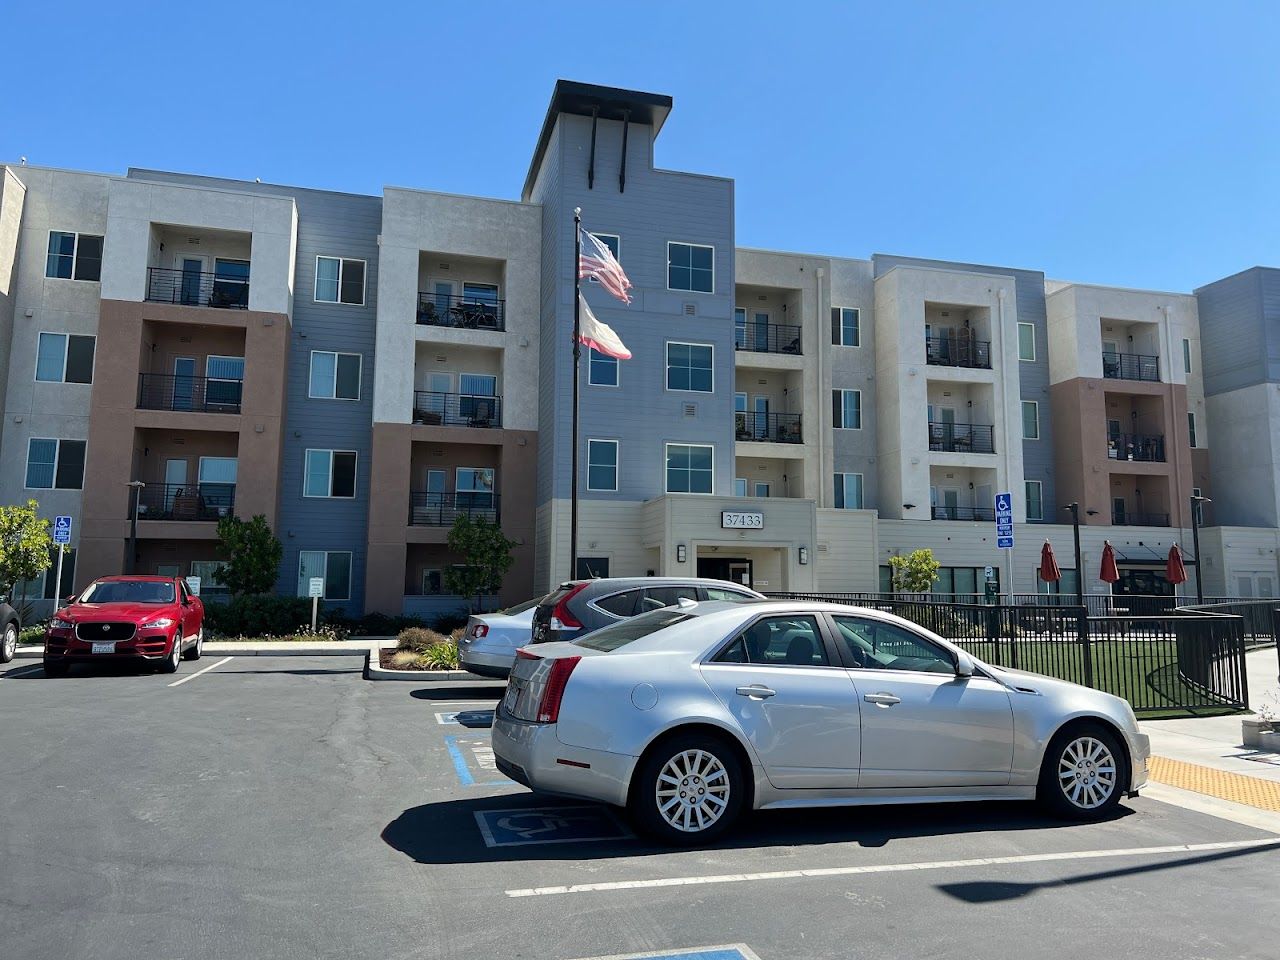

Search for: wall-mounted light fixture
xmin=676 ymin=544 xmax=687 ymax=564
xmin=798 ymin=546 xmax=809 ymax=565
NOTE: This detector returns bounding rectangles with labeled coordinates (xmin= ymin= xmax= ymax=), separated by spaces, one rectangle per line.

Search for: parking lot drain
xmin=1149 ymin=756 xmax=1280 ymax=811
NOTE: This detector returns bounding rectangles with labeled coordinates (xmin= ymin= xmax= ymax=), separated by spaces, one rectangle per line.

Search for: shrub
xmin=418 ymin=639 xmax=460 ymax=670
xmin=203 ymin=594 xmax=313 ymax=638
xmin=396 ymin=627 xmax=446 ymax=653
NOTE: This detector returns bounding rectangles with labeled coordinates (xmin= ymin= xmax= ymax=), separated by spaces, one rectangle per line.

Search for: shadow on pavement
xmin=409 ymin=686 xmax=504 ymax=702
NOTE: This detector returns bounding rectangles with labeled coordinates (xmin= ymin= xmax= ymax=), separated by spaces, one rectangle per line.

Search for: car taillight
xmin=536 ymin=656 xmax=581 ymax=723
xmin=515 ymin=647 xmax=540 ymax=661
xmin=473 ymin=624 xmax=489 ymax=638
xmin=551 ymin=583 xmax=589 ymax=630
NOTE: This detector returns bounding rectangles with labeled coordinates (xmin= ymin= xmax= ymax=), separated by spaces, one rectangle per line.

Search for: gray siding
xmin=872 ymin=254 xmax=1055 ymax=516
xmin=1195 ymin=266 xmax=1279 ymax=395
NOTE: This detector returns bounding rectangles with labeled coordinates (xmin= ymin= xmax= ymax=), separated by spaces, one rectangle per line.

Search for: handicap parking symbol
xmin=474 ymin=805 xmax=633 ymax=847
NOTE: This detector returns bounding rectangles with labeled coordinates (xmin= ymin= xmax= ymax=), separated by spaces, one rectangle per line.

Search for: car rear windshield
xmin=574 ymin=609 xmax=693 ymax=652
xmin=501 ymin=597 xmax=542 ymax=616
xmin=79 ymin=581 xmax=175 ymax=604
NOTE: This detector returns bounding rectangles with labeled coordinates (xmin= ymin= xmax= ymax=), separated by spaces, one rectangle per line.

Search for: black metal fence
xmin=137 ymin=483 xmax=235 ymax=521
xmin=1103 ymin=352 xmax=1160 ymax=382
xmin=931 ymin=505 xmax=996 ymax=521
xmin=928 ymin=421 xmax=995 ymax=454
xmin=416 ymin=292 xmax=505 ymax=330
xmin=138 ymin=373 xmax=243 ymax=414
xmin=408 ymin=491 xmax=499 ymax=526
xmin=147 ymin=267 xmax=249 ymax=309
xmin=412 ymin=391 xmax=502 ymax=428
xmin=925 ymin=335 xmax=991 ymax=369
xmin=1108 ymin=433 xmax=1166 ymax=462
xmin=735 ymin=322 xmax=802 ymax=355
xmin=735 ymin=411 xmax=802 ymax=443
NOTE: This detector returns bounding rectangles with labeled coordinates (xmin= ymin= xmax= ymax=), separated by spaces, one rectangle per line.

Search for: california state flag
xmin=577 ymin=293 xmax=631 ymax=360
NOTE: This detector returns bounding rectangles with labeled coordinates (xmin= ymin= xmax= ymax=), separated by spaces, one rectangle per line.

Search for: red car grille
xmin=74 ymin=622 xmax=137 ymax=643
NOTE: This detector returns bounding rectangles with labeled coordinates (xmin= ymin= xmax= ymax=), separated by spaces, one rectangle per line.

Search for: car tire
xmin=183 ymin=629 xmax=203 ymax=661
xmin=1038 ymin=722 xmax=1129 ymax=821
xmin=159 ymin=636 xmax=182 ymax=674
xmin=0 ymin=623 xmax=17 ymax=663
xmin=629 ymin=732 xmax=746 ymax=845
xmin=43 ymin=658 xmax=69 ymax=678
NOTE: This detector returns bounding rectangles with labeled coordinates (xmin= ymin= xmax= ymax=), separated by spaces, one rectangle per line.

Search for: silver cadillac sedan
xmin=492 ymin=600 xmax=1151 ymax=845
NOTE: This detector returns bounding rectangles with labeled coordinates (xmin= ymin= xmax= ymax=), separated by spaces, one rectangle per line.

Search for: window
xmin=35 ymin=333 xmax=95 ymax=384
xmin=315 ymin=256 xmax=366 ymax=305
xmin=833 ymin=389 xmax=862 ymax=429
xmin=1018 ymin=322 xmax=1036 ymax=361
xmin=595 ymin=589 xmax=641 ymax=617
xmin=309 ymin=351 xmax=362 ymax=400
xmin=212 ymin=258 xmax=250 ymax=308
xmin=587 ymin=235 xmax=620 ymax=285
xmin=25 ymin=438 xmax=85 ymax=489
xmin=303 ymin=450 xmax=357 ymax=498
xmin=188 ymin=560 xmax=229 ymax=599
xmin=734 ymin=308 xmax=747 ymax=348
xmin=588 ymin=348 xmax=619 ymax=386
xmin=422 ymin=569 xmax=443 ymax=595
xmin=705 ymin=587 xmax=757 ymax=603
xmin=666 ymin=342 xmax=713 ymax=392
xmin=640 ymin=585 xmax=699 ymax=611
xmin=665 ymin=443 xmax=714 ymax=494
xmin=1183 ymin=339 xmax=1193 ymax=375
xmin=455 ymin=467 xmax=495 ymax=509
xmin=458 ymin=374 xmax=498 ymax=420
xmin=833 ymin=616 xmax=954 ymax=673
xmin=205 ymin=355 xmax=245 ymax=407
xmin=667 ymin=242 xmax=714 ymax=293
xmin=753 ymin=481 xmax=770 ymax=498
xmin=1188 ymin=411 xmax=1197 ymax=448
xmin=587 ymin=439 xmax=618 ymax=492
xmin=1025 ymin=480 xmax=1043 ymax=521
xmin=1022 ymin=401 xmax=1040 ymax=440
xmin=734 ymin=477 xmax=747 ymax=497
xmin=831 ymin=307 xmax=860 ymax=347
xmin=45 ymin=231 xmax=103 ymax=281
xmin=716 ymin=615 xmax=828 ymax=666
xmin=834 ymin=472 xmax=864 ymax=509
xmin=297 ymin=550 xmax=352 ymax=601
xmin=18 ymin=546 xmax=77 ymax=602
xmin=576 ymin=556 xmax=610 ymax=579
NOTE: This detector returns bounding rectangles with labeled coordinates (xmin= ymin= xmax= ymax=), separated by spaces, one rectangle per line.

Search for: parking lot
xmin=3 ymin=655 xmax=1279 ymax=960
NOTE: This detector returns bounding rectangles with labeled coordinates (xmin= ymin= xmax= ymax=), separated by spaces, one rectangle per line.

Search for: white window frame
xmin=297 ymin=550 xmax=353 ymax=602
xmin=588 ymin=347 xmax=620 ymax=387
xmin=302 ymin=448 xmax=358 ymax=499
xmin=833 ymin=307 xmax=861 ymax=347
xmin=45 ymin=230 xmax=103 ymax=282
xmin=665 ymin=340 xmax=715 ymax=394
xmin=24 ymin=437 xmax=83 ymax=491
xmin=835 ymin=389 xmax=862 ymax=430
xmin=34 ymin=331 xmax=96 ymax=384
xmin=1018 ymin=322 xmax=1036 ymax=362
xmin=666 ymin=241 xmax=715 ymax=294
xmin=753 ymin=481 xmax=770 ymax=498
xmin=314 ymin=255 xmax=367 ymax=306
xmin=586 ymin=438 xmax=619 ymax=492
xmin=1022 ymin=400 xmax=1040 ymax=440
xmin=308 ymin=350 xmax=362 ymax=401
xmin=835 ymin=472 xmax=864 ymax=509
xmin=1025 ymin=480 xmax=1044 ymax=521
xmin=664 ymin=442 xmax=715 ymax=495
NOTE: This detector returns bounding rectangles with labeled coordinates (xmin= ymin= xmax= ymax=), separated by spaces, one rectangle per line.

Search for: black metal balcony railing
xmin=1112 ymin=511 xmax=1171 ymax=527
xmin=146 ymin=267 xmax=249 ymax=309
xmin=412 ymin=391 xmax=502 ymax=428
xmin=1102 ymin=352 xmax=1160 ymax=382
xmin=136 ymin=483 xmax=235 ymax=522
xmin=928 ymin=421 xmax=995 ymax=454
xmin=932 ymin=505 xmax=996 ymax=521
xmin=925 ymin=335 xmax=991 ymax=369
xmin=138 ymin=373 xmax=243 ymax=414
xmin=735 ymin=411 xmax=802 ymax=444
xmin=416 ymin=292 xmax=505 ymax=331
xmin=1107 ymin=433 xmax=1166 ymax=462
xmin=408 ymin=491 xmax=500 ymax=526
xmin=735 ymin=322 xmax=802 ymax=355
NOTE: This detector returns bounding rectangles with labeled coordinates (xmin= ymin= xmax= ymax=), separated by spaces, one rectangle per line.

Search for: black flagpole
xmin=570 ymin=207 xmax=582 ymax=581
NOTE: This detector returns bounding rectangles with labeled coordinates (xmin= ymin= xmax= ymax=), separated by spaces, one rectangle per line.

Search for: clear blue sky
xmin=3 ymin=1 xmax=1276 ymax=291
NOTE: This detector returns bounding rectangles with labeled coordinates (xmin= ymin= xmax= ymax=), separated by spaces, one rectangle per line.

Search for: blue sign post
xmin=52 ymin=516 xmax=73 ymax=604
xmin=994 ymin=493 xmax=1013 ymax=601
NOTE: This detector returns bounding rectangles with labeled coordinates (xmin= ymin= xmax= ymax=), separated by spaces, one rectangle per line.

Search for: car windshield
xmin=575 ymin=609 xmax=693 ymax=653
xmin=79 ymin=580 xmax=175 ymax=604
xmin=501 ymin=598 xmax=542 ymax=616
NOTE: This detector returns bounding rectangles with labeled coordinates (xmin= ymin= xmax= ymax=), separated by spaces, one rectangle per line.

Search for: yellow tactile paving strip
xmin=1150 ymin=755 xmax=1280 ymax=812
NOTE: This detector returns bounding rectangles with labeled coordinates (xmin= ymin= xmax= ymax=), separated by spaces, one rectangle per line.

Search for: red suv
xmin=43 ymin=576 xmax=205 ymax=677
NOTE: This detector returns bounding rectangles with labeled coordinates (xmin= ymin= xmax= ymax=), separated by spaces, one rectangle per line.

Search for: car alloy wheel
xmin=655 ymin=748 xmax=732 ymax=834
xmin=160 ymin=635 xmax=181 ymax=674
xmin=1 ymin=624 xmax=16 ymax=663
xmin=1057 ymin=735 xmax=1118 ymax=810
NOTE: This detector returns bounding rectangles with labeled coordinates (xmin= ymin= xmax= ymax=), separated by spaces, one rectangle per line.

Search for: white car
xmin=493 ymin=599 xmax=1151 ymax=845
xmin=458 ymin=598 xmax=541 ymax=678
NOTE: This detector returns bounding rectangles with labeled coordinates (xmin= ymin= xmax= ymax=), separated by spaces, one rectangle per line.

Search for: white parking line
xmin=168 ymin=656 xmax=233 ymax=687
xmin=504 ymin=837 xmax=1280 ymax=898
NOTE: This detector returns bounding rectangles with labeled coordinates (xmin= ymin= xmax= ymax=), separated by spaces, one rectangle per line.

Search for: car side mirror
xmin=954 ymin=651 xmax=976 ymax=678
xmin=64 ymin=594 xmax=77 ymax=605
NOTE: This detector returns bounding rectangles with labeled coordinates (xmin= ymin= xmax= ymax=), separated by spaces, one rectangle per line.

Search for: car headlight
xmin=140 ymin=617 xmax=174 ymax=629
xmin=49 ymin=617 xmax=74 ymax=631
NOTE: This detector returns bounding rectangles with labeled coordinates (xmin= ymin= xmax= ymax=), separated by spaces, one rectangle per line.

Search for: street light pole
xmin=1063 ymin=503 xmax=1083 ymax=606
xmin=1190 ymin=494 xmax=1211 ymax=604
xmin=126 ymin=481 xmax=145 ymax=575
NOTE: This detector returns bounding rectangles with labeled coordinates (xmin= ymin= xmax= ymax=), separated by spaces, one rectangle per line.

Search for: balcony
xmin=925 ymin=335 xmax=991 ymax=370
xmin=412 ymin=391 xmax=502 ymax=428
xmin=136 ymin=482 xmax=235 ymax=522
xmin=735 ymin=412 xmax=802 ymax=444
xmin=928 ymin=421 xmax=995 ymax=454
xmin=416 ymin=292 xmax=505 ymax=331
xmin=138 ymin=374 xmax=243 ymax=414
xmin=409 ymin=492 xmax=500 ymax=526
xmin=146 ymin=267 xmax=249 ymax=310
xmin=1112 ymin=510 xmax=1170 ymax=527
xmin=1103 ymin=352 xmax=1159 ymax=382
xmin=932 ymin=505 xmax=996 ymax=521
xmin=735 ymin=322 xmax=801 ymax=356
xmin=1107 ymin=433 xmax=1166 ymax=463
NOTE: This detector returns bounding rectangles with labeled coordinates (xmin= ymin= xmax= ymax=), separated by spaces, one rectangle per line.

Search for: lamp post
xmin=1063 ymin=503 xmax=1084 ymax=606
xmin=126 ymin=481 xmax=145 ymax=575
xmin=1190 ymin=494 xmax=1211 ymax=604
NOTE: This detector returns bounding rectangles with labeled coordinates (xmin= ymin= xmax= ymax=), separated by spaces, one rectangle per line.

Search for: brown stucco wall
xmin=77 ymin=299 xmax=288 ymax=588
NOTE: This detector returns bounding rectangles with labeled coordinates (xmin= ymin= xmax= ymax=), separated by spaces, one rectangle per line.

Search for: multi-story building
xmin=2 ymin=80 xmax=1279 ymax=616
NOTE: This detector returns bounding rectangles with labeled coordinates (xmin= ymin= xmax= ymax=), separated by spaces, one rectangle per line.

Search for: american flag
xmin=579 ymin=228 xmax=632 ymax=304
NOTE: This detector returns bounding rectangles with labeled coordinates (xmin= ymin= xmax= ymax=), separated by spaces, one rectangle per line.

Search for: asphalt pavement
xmin=2 ymin=655 xmax=1278 ymax=960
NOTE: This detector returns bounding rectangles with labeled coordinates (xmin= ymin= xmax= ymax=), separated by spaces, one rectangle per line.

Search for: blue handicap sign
xmin=994 ymin=492 xmax=1012 ymax=517
xmin=474 ymin=805 xmax=633 ymax=847
xmin=53 ymin=515 xmax=72 ymax=545
xmin=997 ymin=535 xmax=1014 ymax=549
xmin=996 ymin=523 xmax=1013 ymax=536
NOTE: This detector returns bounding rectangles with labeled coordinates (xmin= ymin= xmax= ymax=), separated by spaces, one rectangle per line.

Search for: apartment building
xmin=2 ymin=79 xmax=1279 ymax=616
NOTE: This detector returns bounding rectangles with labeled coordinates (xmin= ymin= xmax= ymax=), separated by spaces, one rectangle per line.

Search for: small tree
xmin=0 ymin=500 xmax=53 ymax=612
xmin=444 ymin=514 xmax=515 ymax=613
xmin=887 ymin=548 xmax=941 ymax=595
xmin=214 ymin=514 xmax=283 ymax=597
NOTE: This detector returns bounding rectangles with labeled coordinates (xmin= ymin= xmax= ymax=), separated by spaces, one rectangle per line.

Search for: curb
xmin=363 ymin=645 xmax=500 ymax=684
xmin=205 ymin=645 xmax=373 ymax=658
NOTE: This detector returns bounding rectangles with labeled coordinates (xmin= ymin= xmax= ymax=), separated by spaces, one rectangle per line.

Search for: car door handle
xmin=735 ymin=685 xmax=777 ymax=700
xmin=864 ymin=692 xmax=901 ymax=706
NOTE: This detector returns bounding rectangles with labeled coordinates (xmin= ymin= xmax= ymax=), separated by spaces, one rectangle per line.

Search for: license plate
xmin=91 ymin=642 xmax=115 ymax=655
xmin=503 ymin=680 xmax=522 ymax=713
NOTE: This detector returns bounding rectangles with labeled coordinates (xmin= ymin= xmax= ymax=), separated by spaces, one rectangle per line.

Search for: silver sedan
xmin=492 ymin=600 xmax=1150 ymax=845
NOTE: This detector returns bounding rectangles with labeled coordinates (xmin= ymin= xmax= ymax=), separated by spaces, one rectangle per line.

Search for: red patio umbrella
xmin=1166 ymin=543 xmax=1188 ymax=585
xmin=1038 ymin=540 xmax=1062 ymax=587
xmin=1099 ymin=541 xmax=1120 ymax=584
